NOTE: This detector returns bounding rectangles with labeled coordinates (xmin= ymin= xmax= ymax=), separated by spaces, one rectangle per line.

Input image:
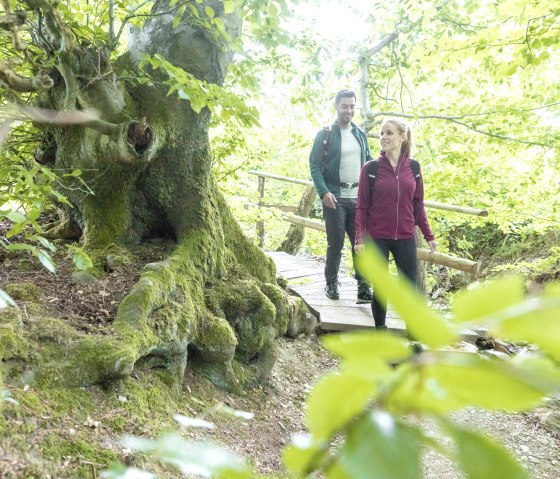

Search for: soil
xmin=1 ymin=237 xmax=560 ymax=478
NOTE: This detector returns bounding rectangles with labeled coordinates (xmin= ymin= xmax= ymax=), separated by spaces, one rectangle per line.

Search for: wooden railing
xmin=247 ymin=170 xmax=487 ymax=276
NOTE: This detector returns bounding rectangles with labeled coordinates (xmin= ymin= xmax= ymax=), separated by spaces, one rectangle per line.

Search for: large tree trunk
xmin=4 ymin=0 xmax=314 ymax=392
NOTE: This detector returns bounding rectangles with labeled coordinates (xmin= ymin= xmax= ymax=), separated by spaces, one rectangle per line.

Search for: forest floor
xmin=1 ymin=239 xmax=560 ymax=478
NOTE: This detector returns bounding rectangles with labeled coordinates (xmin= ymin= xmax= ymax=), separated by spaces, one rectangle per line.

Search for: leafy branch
xmin=364 ymin=111 xmax=552 ymax=147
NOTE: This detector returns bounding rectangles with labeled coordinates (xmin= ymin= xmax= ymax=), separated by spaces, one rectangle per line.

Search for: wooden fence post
xmin=257 ymin=175 xmax=265 ymax=247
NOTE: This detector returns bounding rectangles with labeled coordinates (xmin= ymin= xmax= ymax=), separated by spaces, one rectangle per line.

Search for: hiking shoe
xmin=325 ymin=281 xmax=340 ymax=300
xmin=356 ymin=286 xmax=373 ymax=304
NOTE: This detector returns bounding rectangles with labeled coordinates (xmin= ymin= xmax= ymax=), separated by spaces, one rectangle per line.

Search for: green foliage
xmin=492 ymin=246 xmax=560 ymax=281
xmin=139 ymin=54 xmax=260 ymax=128
xmin=449 ymin=422 xmax=530 ymax=479
xmin=104 ymin=241 xmax=560 ymax=478
xmin=102 ymin=411 xmax=255 ymax=479
xmin=282 ymin=243 xmax=560 ymax=477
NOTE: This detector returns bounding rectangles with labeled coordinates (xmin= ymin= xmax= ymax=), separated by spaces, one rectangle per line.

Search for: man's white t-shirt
xmin=338 ymin=126 xmax=361 ymax=198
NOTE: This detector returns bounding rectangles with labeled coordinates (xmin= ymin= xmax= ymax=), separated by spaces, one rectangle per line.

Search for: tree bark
xmin=3 ymin=0 xmax=313 ymax=392
xmin=278 ymin=185 xmax=317 ymax=255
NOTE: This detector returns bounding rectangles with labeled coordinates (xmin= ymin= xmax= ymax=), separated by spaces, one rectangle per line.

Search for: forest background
xmin=1 ymin=0 xmax=560 ymax=478
xmin=220 ymin=0 xmax=560 ymax=287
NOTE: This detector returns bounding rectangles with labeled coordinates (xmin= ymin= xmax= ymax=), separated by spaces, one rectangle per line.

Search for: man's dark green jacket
xmin=308 ymin=122 xmax=373 ymax=199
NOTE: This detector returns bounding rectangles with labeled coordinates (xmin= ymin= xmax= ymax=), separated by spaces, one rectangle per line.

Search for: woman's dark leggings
xmin=371 ymin=238 xmax=418 ymax=327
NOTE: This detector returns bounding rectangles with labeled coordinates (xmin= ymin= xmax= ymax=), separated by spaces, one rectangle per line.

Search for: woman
xmin=354 ymin=118 xmax=437 ymax=330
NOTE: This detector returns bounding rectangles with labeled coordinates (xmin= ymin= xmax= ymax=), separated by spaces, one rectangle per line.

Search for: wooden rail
xmin=247 ymin=170 xmax=488 ymax=217
xmin=246 ymin=170 xmax=485 ymax=276
xmin=245 ymin=204 xmax=479 ymax=274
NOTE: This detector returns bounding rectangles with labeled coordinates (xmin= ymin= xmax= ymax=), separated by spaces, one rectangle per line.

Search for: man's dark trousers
xmin=322 ymin=197 xmax=366 ymax=285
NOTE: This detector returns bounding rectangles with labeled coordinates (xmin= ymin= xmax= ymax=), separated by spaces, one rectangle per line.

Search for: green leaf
xmin=27 ymin=208 xmax=41 ymax=221
xmin=449 ymin=425 xmax=530 ymax=479
xmin=322 ymin=331 xmax=410 ymax=365
xmin=100 ymin=464 xmax=155 ymax=479
xmin=334 ymin=411 xmax=423 ymax=479
xmin=0 ymin=289 xmax=17 ymax=309
xmin=223 ymin=0 xmax=235 ymax=14
xmin=37 ymin=236 xmax=57 ymax=253
xmin=306 ymin=371 xmax=377 ymax=440
xmin=452 ymin=276 xmax=525 ymax=323
xmin=356 ymin=242 xmax=457 ymax=348
xmin=123 ymin=434 xmax=251 ymax=478
xmin=178 ymin=89 xmax=191 ymax=100
xmin=489 ymin=294 xmax=560 ymax=361
xmin=72 ymin=249 xmax=93 ymax=272
xmin=37 ymin=249 xmax=56 ymax=273
xmin=283 ymin=433 xmax=327 ymax=475
xmin=387 ymin=352 xmax=553 ymax=413
xmin=6 ymin=243 xmax=35 ymax=253
xmin=63 ymin=169 xmax=82 ymax=177
xmin=6 ymin=211 xmax=26 ymax=223
xmin=205 ymin=6 xmax=214 ymax=18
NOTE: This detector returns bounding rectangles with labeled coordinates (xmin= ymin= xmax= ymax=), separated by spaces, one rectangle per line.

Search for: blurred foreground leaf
xmin=449 ymin=424 xmax=530 ymax=479
xmin=357 ymin=242 xmax=457 ymax=347
xmin=330 ymin=411 xmax=423 ymax=479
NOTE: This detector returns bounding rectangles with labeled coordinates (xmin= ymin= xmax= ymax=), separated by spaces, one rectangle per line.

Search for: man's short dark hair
xmin=335 ymin=89 xmax=356 ymax=105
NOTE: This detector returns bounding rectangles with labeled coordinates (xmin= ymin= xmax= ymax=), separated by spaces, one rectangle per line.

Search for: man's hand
xmin=354 ymin=243 xmax=365 ymax=254
xmin=427 ymin=240 xmax=438 ymax=252
xmin=322 ymin=192 xmax=337 ymax=209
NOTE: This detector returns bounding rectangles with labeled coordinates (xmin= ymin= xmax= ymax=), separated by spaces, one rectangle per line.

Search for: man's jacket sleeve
xmin=309 ymin=130 xmax=330 ymax=199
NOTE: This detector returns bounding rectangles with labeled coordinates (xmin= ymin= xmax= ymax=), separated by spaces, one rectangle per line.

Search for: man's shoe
xmin=325 ymin=281 xmax=340 ymax=300
xmin=356 ymin=286 xmax=373 ymax=304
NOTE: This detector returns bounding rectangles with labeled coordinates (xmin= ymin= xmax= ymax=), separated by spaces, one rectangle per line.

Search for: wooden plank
xmin=267 ymin=251 xmax=479 ymax=343
xmin=278 ymin=267 xmax=323 ymax=279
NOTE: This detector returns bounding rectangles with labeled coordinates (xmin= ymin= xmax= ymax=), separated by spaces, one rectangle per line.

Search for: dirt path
xmin=191 ymin=334 xmax=560 ymax=478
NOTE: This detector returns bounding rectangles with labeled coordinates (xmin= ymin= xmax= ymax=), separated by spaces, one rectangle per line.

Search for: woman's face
xmin=380 ymin=122 xmax=405 ymax=154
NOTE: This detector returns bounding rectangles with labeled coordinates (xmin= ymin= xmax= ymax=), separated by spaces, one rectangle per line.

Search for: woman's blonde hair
xmin=382 ymin=118 xmax=414 ymax=157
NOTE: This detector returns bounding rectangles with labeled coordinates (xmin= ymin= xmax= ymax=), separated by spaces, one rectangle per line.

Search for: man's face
xmin=335 ymin=96 xmax=355 ymax=126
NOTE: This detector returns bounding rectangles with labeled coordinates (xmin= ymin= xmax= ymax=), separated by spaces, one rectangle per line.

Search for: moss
xmin=0 ymin=308 xmax=29 ymax=361
xmin=2 ymin=283 xmax=43 ymax=302
xmin=61 ymin=335 xmax=142 ymax=386
xmin=80 ymin=166 xmax=137 ymax=248
xmin=193 ymin=314 xmax=237 ymax=363
xmin=206 ymin=279 xmax=277 ymax=361
xmin=106 ymin=373 xmax=180 ymax=435
xmin=41 ymin=433 xmax=119 ymax=472
xmin=276 ymin=275 xmax=288 ymax=289
xmin=260 ymin=282 xmax=290 ymax=335
xmin=27 ymin=317 xmax=79 ymax=346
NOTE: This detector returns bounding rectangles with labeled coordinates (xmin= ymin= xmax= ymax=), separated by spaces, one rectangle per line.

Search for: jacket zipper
xmin=395 ymin=161 xmax=402 ymax=239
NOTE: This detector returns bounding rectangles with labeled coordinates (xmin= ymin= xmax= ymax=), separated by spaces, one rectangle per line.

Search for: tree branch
xmin=1 ymin=0 xmax=26 ymax=50
xmin=112 ymin=0 xmax=181 ymax=48
xmin=365 ymin=111 xmax=551 ymax=147
xmin=361 ymin=31 xmax=400 ymax=60
xmin=359 ymin=31 xmax=400 ymax=116
xmin=0 ymin=58 xmax=53 ymax=92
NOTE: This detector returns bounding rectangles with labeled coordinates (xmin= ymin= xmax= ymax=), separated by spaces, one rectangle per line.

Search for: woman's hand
xmin=354 ymin=243 xmax=365 ymax=254
xmin=427 ymin=240 xmax=438 ymax=253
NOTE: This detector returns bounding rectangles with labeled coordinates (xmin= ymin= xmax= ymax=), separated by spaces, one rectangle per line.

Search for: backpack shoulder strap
xmin=409 ymin=159 xmax=421 ymax=224
xmin=410 ymin=159 xmax=421 ymax=180
xmin=367 ymin=159 xmax=378 ymax=194
xmin=320 ymin=126 xmax=332 ymax=170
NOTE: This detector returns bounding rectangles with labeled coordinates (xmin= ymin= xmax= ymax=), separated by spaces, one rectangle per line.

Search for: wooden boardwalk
xmin=268 ymin=251 xmax=477 ymax=341
xmin=267 ymin=251 xmax=405 ymax=332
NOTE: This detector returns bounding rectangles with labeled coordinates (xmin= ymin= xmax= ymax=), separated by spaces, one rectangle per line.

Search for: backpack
xmin=366 ymin=159 xmax=422 ymax=224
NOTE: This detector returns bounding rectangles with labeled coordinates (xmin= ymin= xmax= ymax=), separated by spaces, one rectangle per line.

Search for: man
xmin=309 ymin=89 xmax=373 ymax=303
